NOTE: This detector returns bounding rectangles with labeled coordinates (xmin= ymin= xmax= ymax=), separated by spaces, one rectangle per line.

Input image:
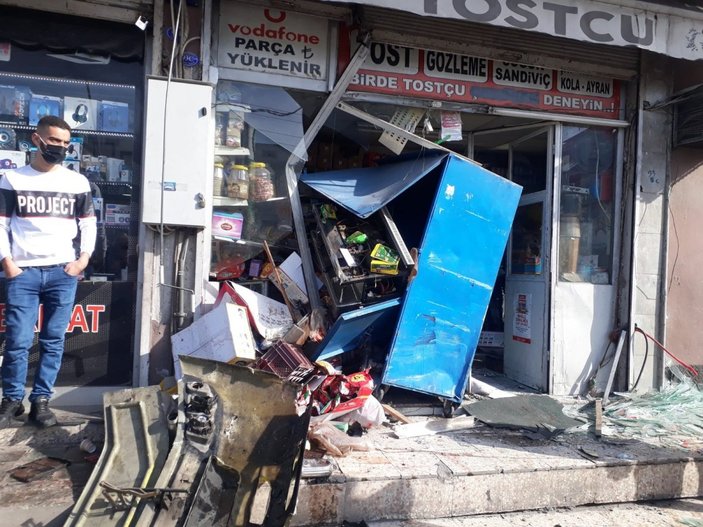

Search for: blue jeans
xmin=2 ymin=265 xmax=78 ymax=402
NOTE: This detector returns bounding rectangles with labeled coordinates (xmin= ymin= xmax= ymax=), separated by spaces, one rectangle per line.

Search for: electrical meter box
xmin=142 ymin=77 xmax=214 ymax=227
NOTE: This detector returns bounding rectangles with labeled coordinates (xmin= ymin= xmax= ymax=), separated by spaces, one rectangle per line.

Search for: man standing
xmin=0 ymin=115 xmax=96 ymax=428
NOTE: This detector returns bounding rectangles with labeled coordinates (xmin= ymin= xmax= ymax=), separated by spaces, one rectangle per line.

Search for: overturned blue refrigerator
xmin=302 ymin=152 xmax=521 ymax=402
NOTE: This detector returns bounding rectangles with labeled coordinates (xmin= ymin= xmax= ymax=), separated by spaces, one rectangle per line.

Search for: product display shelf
xmin=214 ymin=146 xmax=250 ymax=156
xmin=0 ymin=122 xmax=134 ymax=138
xmin=213 ymin=196 xmax=247 ymax=207
xmin=0 ymin=71 xmax=135 ymax=91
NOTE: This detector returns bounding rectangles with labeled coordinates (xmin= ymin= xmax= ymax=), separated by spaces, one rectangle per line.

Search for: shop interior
xmin=210 ymin=81 xmax=618 ymax=401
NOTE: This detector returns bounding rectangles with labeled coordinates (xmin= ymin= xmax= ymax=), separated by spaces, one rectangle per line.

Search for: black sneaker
xmin=0 ymin=397 xmax=25 ymax=429
xmin=28 ymin=396 xmax=57 ymax=428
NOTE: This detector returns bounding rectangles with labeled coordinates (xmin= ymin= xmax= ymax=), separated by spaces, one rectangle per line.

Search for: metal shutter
xmin=0 ymin=0 xmax=153 ymax=24
xmin=358 ymin=5 xmax=640 ymax=80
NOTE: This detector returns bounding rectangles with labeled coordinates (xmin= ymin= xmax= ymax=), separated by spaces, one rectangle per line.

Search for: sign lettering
xmin=218 ymin=4 xmax=329 ymax=84
xmin=0 ymin=303 xmax=106 ymax=333
xmin=342 ymin=35 xmax=620 ymax=119
xmin=322 ymin=0 xmax=703 ymax=61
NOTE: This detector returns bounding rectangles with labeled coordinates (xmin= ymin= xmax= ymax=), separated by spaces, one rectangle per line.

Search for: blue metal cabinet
xmin=302 ymin=153 xmax=521 ymax=402
xmin=383 ymin=155 xmax=521 ymax=401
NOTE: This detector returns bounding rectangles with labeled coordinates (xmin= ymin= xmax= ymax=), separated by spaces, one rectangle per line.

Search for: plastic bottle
xmin=249 ymin=162 xmax=274 ymax=202
xmin=213 ymin=162 xmax=226 ymax=197
xmin=226 ymin=164 xmax=249 ymax=200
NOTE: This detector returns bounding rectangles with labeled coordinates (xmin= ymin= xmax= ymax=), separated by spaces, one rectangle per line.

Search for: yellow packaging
xmin=371 ymin=259 xmax=399 ymax=275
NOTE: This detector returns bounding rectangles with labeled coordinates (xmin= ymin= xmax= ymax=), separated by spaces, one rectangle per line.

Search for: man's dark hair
xmin=37 ymin=115 xmax=71 ymax=133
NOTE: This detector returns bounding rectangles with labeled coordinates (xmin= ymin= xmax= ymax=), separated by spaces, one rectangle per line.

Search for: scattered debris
xmin=594 ymin=398 xmax=603 ymax=438
xmin=603 ymin=380 xmax=703 ymax=447
xmin=577 ymin=446 xmax=600 ymax=460
xmin=393 ymin=415 xmax=475 ymax=439
xmin=308 ymin=421 xmax=369 ymax=457
xmin=382 ymin=403 xmax=411 ymax=424
xmin=301 ymin=458 xmax=334 ymax=478
xmin=463 ymin=395 xmax=582 ymax=437
xmin=67 ymin=358 xmax=310 ymax=526
xmin=10 ymin=456 xmax=70 ymax=482
xmin=469 ymin=376 xmax=513 ymax=399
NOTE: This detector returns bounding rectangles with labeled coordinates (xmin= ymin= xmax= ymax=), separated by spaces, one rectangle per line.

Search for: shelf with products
xmin=0 ymin=71 xmax=135 ymax=135
xmin=209 ymin=79 xmax=312 ymax=285
xmin=0 ymin=70 xmax=140 ymax=285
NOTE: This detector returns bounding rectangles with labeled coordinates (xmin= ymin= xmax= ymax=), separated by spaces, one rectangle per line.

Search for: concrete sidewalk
xmin=0 ymin=405 xmax=701 ymax=527
xmin=291 ymin=416 xmax=703 ymax=526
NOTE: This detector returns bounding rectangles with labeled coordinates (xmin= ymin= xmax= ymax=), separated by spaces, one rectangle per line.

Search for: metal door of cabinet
xmin=142 ymin=77 xmax=214 ymax=227
xmin=382 ymin=155 xmax=522 ymax=401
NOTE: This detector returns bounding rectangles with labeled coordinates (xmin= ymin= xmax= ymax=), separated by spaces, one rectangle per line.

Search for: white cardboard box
xmin=0 ymin=149 xmax=26 ymax=169
xmin=171 ymin=302 xmax=257 ymax=379
xmin=64 ymin=96 xmax=98 ymax=130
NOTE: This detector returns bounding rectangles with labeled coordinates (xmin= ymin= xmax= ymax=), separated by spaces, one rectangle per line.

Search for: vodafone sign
xmin=217 ymin=4 xmax=331 ymax=88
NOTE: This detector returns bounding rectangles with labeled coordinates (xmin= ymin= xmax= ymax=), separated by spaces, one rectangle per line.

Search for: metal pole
xmin=284 ymin=35 xmax=371 ymax=312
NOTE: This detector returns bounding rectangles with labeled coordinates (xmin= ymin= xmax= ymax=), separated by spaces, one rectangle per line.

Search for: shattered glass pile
xmin=604 ymin=380 xmax=703 ymax=447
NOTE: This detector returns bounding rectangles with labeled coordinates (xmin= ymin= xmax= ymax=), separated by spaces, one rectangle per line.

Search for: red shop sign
xmin=339 ymin=34 xmax=621 ymax=120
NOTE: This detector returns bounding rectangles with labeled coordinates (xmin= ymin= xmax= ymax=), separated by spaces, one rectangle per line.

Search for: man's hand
xmin=2 ymin=257 xmax=22 ymax=279
xmin=64 ymin=253 xmax=90 ymax=277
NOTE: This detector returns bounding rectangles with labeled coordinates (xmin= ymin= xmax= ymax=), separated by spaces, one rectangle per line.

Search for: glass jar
xmin=249 ymin=162 xmax=274 ymax=202
xmin=226 ymin=163 xmax=249 ymax=200
xmin=213 ymin=162 xmax=226 ymax=197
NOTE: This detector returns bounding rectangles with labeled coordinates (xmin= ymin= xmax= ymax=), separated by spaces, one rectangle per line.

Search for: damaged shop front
xmin=54 ymin=0 xmax=703 ymax=524
xmin=157 ymin=0 xmax=636 ymax=407
xmin=141 ymin=0 xmax=522 ymax=417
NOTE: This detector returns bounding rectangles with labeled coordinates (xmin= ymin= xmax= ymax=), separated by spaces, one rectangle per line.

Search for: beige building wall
xmin=667 ymin=147 xmax=703 ymax=367
xmin=665 ymin=62 xmax=703 ymax=368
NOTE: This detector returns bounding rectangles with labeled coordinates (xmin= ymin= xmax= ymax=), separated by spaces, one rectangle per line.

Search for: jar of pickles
xmin=226 ymin=163 xmax=249 ymax=200
xmin=248 ymin=162 xmax=274 ymax=202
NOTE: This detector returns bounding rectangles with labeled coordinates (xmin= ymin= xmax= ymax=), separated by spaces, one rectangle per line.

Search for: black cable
xmin=631 ymin=326 xmax=649 ymax=391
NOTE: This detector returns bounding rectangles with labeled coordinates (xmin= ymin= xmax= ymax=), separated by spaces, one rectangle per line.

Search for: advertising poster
xmin=513 ymin=292 xmax=532 ymax=344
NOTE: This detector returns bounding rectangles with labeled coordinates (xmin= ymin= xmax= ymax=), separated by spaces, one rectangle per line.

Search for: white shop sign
xmin=217 ymin=5 xmax=331 ymax=90
xmin=321 ymin=0 xmax=703 ymax=61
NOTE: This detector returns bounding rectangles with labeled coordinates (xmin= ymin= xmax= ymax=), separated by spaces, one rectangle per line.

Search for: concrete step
xmin=366 ymin=498 xmax=703 ymax=526
xmin=291 ymin=424 xmax=703 ymax=526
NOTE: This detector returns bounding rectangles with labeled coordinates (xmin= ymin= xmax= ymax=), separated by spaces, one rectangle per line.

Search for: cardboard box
xmin=212 ymin=211 xmax=243 ymax=240
xmin=0 ymin=149 xmax=26 ymax=169
xmin=64 ymin=96 xmax=98 ymax=130
xmin=99 ymin=100 xmax=129 ymax=133
xmin=29 ymin=94 xmax=62 ymax=126
xmin=105 ymin=203 xmax=131 ymax=226
xmin=171 ymin=302 xmax=257 ymax=379
xmin=0 ymin=85 xmax=31 ymax=124
xmin=105 ymin=157 xmax=124 ymax=181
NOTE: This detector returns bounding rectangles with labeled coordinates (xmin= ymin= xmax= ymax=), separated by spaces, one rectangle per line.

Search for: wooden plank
xmin=393 ymin=416 xmax=475 ymax=439
xmin=382 ymin=404 xmax=411 ymax=424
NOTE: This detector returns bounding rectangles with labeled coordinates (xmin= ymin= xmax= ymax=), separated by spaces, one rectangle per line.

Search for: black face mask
xmin=37 ymin=136 xmax=67 ymax=165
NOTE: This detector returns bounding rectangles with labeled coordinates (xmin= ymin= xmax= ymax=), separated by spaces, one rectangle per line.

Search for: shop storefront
xmin=12 ymin=0 xmax=689 ymax=402
xmin=0 ymin=5 xmax=147 ymax=404
xmin=184 ymin=0 xmax=638 ymax=398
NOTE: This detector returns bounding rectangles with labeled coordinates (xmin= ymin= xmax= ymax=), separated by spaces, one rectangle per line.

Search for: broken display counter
xmin=302 ymin=152 xmax=522 ymax=403
xmin=307 ymin=198 xmax=413 ymax=318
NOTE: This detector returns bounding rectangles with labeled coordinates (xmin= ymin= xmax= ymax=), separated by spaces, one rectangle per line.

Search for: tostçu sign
xmin=340 ymin=39 xmax=621 ymax=119
xmin=323 ymin=0 xmax=703 ymax=61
